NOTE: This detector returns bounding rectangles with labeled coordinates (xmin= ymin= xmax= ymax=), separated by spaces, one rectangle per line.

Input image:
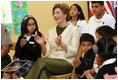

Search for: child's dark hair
xmin=92 ymin=1 xmax=104 ymax=6
xmin=96 ymin=25 xmax=114 ymax=38
xmin=96 ymin=38 xmax=117 ymax=61
xmin=111 ymin=29 xmax=117 ymax=38
xmin=83 ymin=48 xmax=95 ymax=66
xmin=80 ymin=33 xmax=95 ymax=45
xmin=69 ymin=4 xmax=85 ymax=20
xmin=21 ymin=15 xmax=39 ymax=36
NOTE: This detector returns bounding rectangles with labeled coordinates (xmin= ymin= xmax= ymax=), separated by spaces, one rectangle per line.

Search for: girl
xmin=69 ymin=4 xmax=88 ymax=34
xmin=3 ymin=15 xmax=44 ymax=79
xmin=95 ymin=38 xmax=117 ymax=78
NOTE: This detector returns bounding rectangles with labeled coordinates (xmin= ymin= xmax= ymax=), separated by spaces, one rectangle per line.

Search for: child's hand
xmin=80 ymin=69 xmax=91 ymax=78
xmin=73 ymin=58 xmax=81 ymax=68
xmin=34 ymin=33 xmax=45 ymax=46
xmin=20 ymin=38 xmax=27 ymax=47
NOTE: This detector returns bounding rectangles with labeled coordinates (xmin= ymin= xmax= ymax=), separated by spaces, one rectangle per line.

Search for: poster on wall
xmin=1 ymin=1 xmax=28 ymax=35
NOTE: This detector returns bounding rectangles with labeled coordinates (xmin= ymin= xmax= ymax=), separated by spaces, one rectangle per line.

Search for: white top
xmin=88 ymin=12 xmax=116 ymax=38
xmin=44 ymin=23 xmax=80 ymax=65
xmin=69 ymin=20 xmax=88 ymax=34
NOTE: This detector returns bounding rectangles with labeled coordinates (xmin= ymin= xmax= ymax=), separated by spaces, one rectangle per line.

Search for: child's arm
xmin=80 ymin=68 xmax=95 ymax=78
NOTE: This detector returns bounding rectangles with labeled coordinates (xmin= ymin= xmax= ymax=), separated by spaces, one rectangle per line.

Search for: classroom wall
xmin=10 ymin=1 xmax=88 ymax=42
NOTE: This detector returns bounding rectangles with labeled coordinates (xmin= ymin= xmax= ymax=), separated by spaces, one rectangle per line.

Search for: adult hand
xmin=73 ymin=58 xmax=81 ymax=68
xmin=20 ymin=38 xmax=27 ymax=47
xmin=55 ymin=35 xmax=62 ymax=46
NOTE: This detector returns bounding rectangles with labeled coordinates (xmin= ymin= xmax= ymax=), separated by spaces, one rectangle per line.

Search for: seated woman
xmin=25 ymin=3 xmax=80 ymax=79
xmin=3 ymin=15 xmax=43 ymax=79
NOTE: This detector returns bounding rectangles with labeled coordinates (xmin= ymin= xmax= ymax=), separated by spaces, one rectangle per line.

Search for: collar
xmin=23 ymin=31 xmax=37 ymax=41
xmin=94 ymin=12 xmax=107 ymax=24
xmin=82 ymin=53 xmax=85 ymax=58
xmin=99 ymin=58 xmax=116 ymax=69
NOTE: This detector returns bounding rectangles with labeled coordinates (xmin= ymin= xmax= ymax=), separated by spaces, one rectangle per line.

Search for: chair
xmin=71 ymin=46 xmax=83 ymax=79
xmin=10 ymin=42 xmax=16 ymax=50
xmin=9 ymin=42 xmax=17 ymax=61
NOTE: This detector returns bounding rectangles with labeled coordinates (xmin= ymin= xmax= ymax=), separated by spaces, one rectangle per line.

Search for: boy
xmin=73 ymin=33 xmax=95 ymax=79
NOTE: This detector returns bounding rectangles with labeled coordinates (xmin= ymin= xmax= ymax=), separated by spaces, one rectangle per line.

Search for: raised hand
xmin=20 ymin=38 xmax=27 ymax=47
xmin=34 ymin=33 xmax=45 ymax=46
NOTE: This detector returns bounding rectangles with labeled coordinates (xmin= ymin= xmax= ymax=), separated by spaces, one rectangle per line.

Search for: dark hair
xmin=111 ymin=29 xmax=117 ymax=38
xmin=96 ymin=38 xmax=117 ymax=61
xmin=21 ymin=15 xmax=38 ymax=36
xmin=52 ymin=3 xmax=70 ymax=21
xmin=80 ymin=33 xmax=95 ymax=45
xmin=83 ymin=48 xmax=95 ymax=66
xmin=96 ymin=25 xmax=114 ymax=38
xmin=69 ymin=4 xmax=85 ymax=20
xmin=92 ymin=1 xmax=104 ymax=6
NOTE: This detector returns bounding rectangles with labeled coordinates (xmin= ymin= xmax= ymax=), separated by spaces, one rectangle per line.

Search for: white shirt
xmin=88 ymin=12 xmax=116 ymax=38
xmin=69 ymin=20 xmax=88 ymax=34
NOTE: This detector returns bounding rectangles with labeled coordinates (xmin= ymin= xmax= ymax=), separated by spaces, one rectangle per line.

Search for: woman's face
xmin=53 ymin=8 xmax=67 ymax=25
xmin=70 ymin=5 xmax=79 ymax=17
xmin=95 ymin=32 xmax=102 ymax=44
xmin=27 ymin=19 xmax=36 ymax=35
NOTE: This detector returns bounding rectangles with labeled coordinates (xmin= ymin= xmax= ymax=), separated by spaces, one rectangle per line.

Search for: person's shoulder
xmin=104 ymin=13 xmax=115 ymax=20
xmin=1 ymin=23 xmax=6 ymax=32
xmin=89 ymin=15 xmax=95 ymax=20
xmin=77 ymin=20 xmax=87 ymax=24
xmin=18 ymin=35 xmax=23 ymax=40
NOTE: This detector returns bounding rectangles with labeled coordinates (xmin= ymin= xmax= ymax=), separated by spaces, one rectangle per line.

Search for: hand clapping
xmin=34 ymin=33 xmax=45 ymax=46
xmin=20 ymin=38 xmax=27 ymax=47
xmin=55 ymin=35 xmax=62 ymax=46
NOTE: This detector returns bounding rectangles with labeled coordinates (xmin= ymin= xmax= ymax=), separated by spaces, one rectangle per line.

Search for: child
xmin=81 ymin=25 xmax=115 ymax=79
xmin=95 ymin=38 xmax=117 ymax=79
xmin=3 ymin=15 xmax=44 ymax=79
xmin=69 ymin=4 xmax=88 ymax=34
xmin=73 ymin=33 xmax=95 ymax=79
xmin=95 ymin=25 xmax=114 ymax=43
xmin=81 ymin=38 xmax=117 ymax=79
